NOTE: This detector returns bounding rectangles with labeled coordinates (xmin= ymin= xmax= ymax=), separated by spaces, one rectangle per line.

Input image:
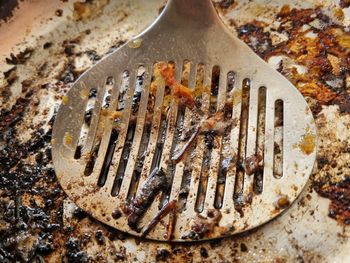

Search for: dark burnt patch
xmin=156 ymin=248 xmax=171 ymax=261
xmin=65 ymin=238 xmax=88 ymax=263
xmin=216 ymin=0 xmax=237 ymax=10
xmin=0 ymin=88 xmax=66 ymax=261
xmin=5 ymin=48 xmax=34 ymax=65
xmin=340 ymin=0 xmax=350 ymax=8
xmin=3 ymin=67 xmax=18 ymax=85
xmin=332 ymin=91 xmax=350 ymax=115
xmin=0 ymin=96 xmax=30 ymax=134
xmin=0 ymin=0 xmax=18 ymax=23
xmin=237 ymin=22 xmax=273 ymax=57
xmin=314 ymin=177 xmax=350 ymax=225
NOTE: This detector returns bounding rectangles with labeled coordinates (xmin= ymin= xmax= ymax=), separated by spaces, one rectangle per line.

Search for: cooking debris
xmin=0 ymin=93 xmax=65 ymax=262
xmin=274 ymin=195 xmax=290 ymax=210
xmin=238 ymin=6 xmax=350 ymax=114
xmin=141 ymin=200 xmax=177 ymax=239
xmin=297 ymin=130 xmax=316 ymax=155
xmin=5 ymin=48 xmax=33 ymax=65
xmin=188 ymin=209 xmax=222 ymax=240
xmin=0 ymin=0 xmax=19 ymax=22
xmin=1 ymin=0 xmax=350 ymax=260
xmin=340 ymin=0 xmax=350 ymax=8
xmin=63 ymin=131 xmax=73 ymax=147
xmin=159 ymin=64 xmax=196 ymax=109
xmin=123 ymin=167 xmax=169 ymax=231
xmin=244 ymin=154 xmax=263 ymax=175
xmin=172 ymin=111 xmax=233 ymax=162
xmin=215 ymin=0 xmax=237 ymax=12
xmin=100 ymin=108 xmax=122 ymax=121
xmin=315 ymin=178 xmax=350 ymax=225
xmin=73 ymin=0 xmax=110 ymax=21
xmin=128 ymin=38 xmax=143 ymax=49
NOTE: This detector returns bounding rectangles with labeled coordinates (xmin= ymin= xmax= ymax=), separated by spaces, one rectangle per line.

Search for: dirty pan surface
xmin=0 ymin=0 xmax=350 ymax=262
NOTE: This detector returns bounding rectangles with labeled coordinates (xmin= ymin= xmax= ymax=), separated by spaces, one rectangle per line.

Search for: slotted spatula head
xmin=52 ymin=0 xmax=316 ymax=241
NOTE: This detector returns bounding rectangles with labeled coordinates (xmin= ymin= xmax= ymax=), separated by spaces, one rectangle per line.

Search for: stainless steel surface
xmin=52 ymin=0 xmax=316 ymax=241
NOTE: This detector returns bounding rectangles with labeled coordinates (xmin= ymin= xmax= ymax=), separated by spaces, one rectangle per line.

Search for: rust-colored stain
xmin=237 ymin=6 xmax=350 ymax=113
xmin=315 ymin=178 xmax=350 ymax=225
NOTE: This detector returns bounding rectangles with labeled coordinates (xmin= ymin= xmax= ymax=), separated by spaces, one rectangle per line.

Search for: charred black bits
xmin=5 ymin=48 xmax=33 ymax=65
xmin=89 ymin=88 xmax=97 ymax=98
xmin=67 ymin=251 xmax=88 ymax=263
xmin=65 ymin=238 xmax=88 ymax=263
xmin=43 ymin=42 xmax=53 ymax=49
xmin=84 ymin=108 xmax=93 ymax=125
xmin=317 ymin=156 xmax=329 ymax=169
xmin=237 ymin=24 xmax=272 ymax=57
xmin=73 ymin=207 xmax=87 ymax=220
xmin=55 ymin=9 xmax=63 ymax=17
xmin=4 ymin=67 xmax=17 ymax=85
xmin=156 ymin=248 xmax=171 ymax=261
xmin=59 ymin=63 xmax=76 ymax=83
xmin=36 ymin=242 xmax=54 ymax=255
xmin=35 ymin=152 xmax=44 ymax=163
xmin=95 ymin=230 xmax=105 ymax=245
xmin=64 ymin=45 xmax=75 ymax=56
xmin=112 ymin=209 xmax=122 ymax=220
xmin=115 ymin=247 xmax=126 ymax=261
xmin=85 ymin=50 xmax=101 ymax=62
xmin=218 ymin=0 xmax=235 ymax=9
xmin=200 ymin=247 xmax=208 ymax=258
xmin=204 ymin=131 xmax=215 ymax=150
xmin=240 ymin=243 xmax=248 ymax=252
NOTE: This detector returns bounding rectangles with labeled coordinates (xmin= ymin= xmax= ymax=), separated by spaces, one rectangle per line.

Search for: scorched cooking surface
xmin=0 ymin=0 xmax=349 ymax=262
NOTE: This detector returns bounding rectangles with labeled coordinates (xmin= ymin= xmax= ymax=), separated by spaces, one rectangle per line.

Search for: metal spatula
xmin=52 ymin=0 xmax=316 ymax=241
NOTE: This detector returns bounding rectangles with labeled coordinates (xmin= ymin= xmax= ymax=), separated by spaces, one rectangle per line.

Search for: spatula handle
xmin=162 ymin=0 xmax=219 ymax=26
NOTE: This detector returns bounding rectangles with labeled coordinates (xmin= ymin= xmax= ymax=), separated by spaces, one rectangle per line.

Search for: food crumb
xmin=62 ymin=95 xmax=69 ymax=105
xmin=63 ymin=132 xmax=73 ymax=146
xmin=128 ymin=38 xmax=143 ymax=49
xmin=101 ymin=109 xmax=122 ymax=121
xmin=275 ymin=195 xmax=290 ymax=209
xmin=55 ymin=9 xmax=63 ymax=17
xmin=298 ymin=132 xmax=315 ymax=155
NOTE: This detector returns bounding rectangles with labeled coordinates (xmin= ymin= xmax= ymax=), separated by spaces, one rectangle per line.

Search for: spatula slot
xmin=209 ymin=65 xmax=220 ymax=114
xmin=98 ymin=128 xmax=119 ymax=186
xmin=214 ymin=70 xmax=236 ymax=209
xmin=82 ymin=77 xmax=115 ymax=176
xmin=273 ymin=99 xmax=284 ymax=179
xmin=117 ymin=71 xmax=130 ymax=111
xmin=194 ymin=65 xmax=222 ymax=213
xmin=233 ymin=78 xmax=250 ymax=206
xmin=117 ymin=62 xmax=174 ymax=199
xmin=110 ymin=67 xmax=146 ymax=194
xmin=166 ymin=62 xmax=207 ymax=212
xmin=73 ymin=87 xmax=98 ymax=160
xmin=253 ymin=86 xmax=266 ymax=194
